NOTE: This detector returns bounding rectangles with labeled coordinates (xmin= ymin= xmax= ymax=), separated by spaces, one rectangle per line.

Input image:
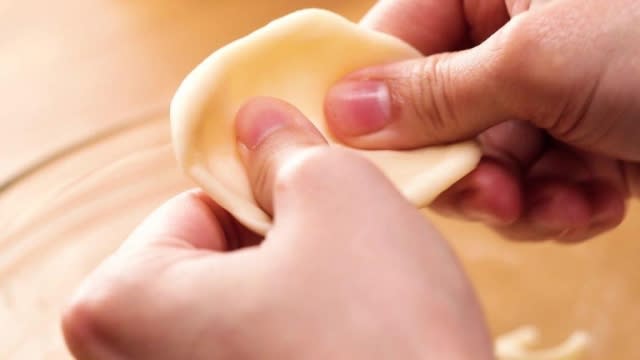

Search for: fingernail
xmin=236 ymin=98 xmax=291 ymax=150
xmin=325 ymin=80 xmax=391 ymax=137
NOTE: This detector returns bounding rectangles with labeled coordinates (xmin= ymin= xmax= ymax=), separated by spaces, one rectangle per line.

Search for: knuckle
xmin=493 ymin=17 xmax=543 ymax=92
xmin=395 ymin=57 xmax=456 ymax=141
xmin=62 ymin=299 xmax=102 ymax=355
xmin=62 ymin=271 xmax=125 ymax=356
xmin=251 ymin=130 xmax=325 ymax=208
xmin=271 ymin=147 xmax=319 ymax=196
xmin=492 ymin=15 xmax=573 ymax=123
xmin=273 ymin=146 xmax=377 ymax=197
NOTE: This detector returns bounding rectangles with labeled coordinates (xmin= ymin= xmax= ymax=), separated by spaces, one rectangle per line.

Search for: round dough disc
xmin=170 ymin=9 xmax=481 ymax=235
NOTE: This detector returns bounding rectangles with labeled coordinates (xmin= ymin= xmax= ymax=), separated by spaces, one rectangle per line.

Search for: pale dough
xmin=496 ymin=327 xmax=589 ymax=360
xmin=170 ymin=9 xmax=481 ymax=235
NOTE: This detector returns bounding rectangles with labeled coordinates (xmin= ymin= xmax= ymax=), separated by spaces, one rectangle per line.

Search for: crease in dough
xmin=170 ymin=8 xmax=481 ymax=234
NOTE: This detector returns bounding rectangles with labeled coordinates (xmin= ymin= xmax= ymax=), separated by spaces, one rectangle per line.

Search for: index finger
xmin=120 ymin=190 xmax=236 ymax=254
xmin=361 ymin=0 xmax=509 ymax=52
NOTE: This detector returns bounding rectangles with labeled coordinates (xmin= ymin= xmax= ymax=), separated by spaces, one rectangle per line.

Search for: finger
xmin=234 ymin=97 xmax=421 ymax=237
xmin=62 ymin=191 xmax=234 ymax=360
xmin=430 ymin=121 xmax=544 ymax=225
xmin=527 ymin=180 xmax=625 ymax=242
xmin=362 ymin=0 xmax=508 ymax=52
xmin=62 ymin=191 xmax=258 ymax=360
xmin=235 ymin=96 xmax=493 ymax=358
xmin=324 ymin=36 xmax=513 ymax=149
xmin=462 ymin=0 xmax=510 ymax=43
xmin=529 ymin=145 xmax=630 ymax=196
xmin=326 ymin=4 xmax=582 ymax=150
xmin=431 ymin=158 xmax=523 ymax=225
xmin=326 ymin=0 xmax=510 ymax=149
xmin=580 ymin=180 xmax=626 ymax=232
xmin=509 ymin=179 xmax=626 ymax=242
xmin=361 ymin=0 xmax=468 ymax=54
xmin=506 ymin=0 xmax=554 ymax=16
xmin=478 ymin=120 xmax=546 ymax=172
xmin=235 ymin=96 xmax=327 ymax=214
xmin=121 ymin=190 xmax=235 ymax=253
xmin=526 ymin=179 xmax=592 ymax=234
xmin=524 ymin=145 xmax=628 ymax=240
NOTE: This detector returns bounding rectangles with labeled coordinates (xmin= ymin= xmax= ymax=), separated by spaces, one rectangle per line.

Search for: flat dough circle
xmin=170 ymin=9 xmax=481 ymax=235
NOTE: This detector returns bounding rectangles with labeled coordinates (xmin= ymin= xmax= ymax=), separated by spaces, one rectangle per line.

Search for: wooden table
xmin=1 ymin=1 xmax=638 ymax=358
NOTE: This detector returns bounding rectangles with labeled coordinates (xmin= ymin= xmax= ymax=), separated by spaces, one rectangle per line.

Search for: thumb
xmin=235 ymin=96 xmax=412 ymax=228
xmin=235 ymin=96 xmax=327 ymax=215
xmin=324 ymin=32 xmax=515 ymax=149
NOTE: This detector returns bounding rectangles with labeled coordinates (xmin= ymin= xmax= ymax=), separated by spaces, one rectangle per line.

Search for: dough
xmin=170 ymin=8 xmax=481 ymax=234
xmin=496 ymin=327 xmax=590 ymax=360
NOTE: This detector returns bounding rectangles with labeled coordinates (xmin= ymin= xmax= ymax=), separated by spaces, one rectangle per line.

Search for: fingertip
xmin=461 ymin=159 xmax=523 ymax=225
xmin=235 ymin=97 xmax=297 ymax=151
xmin=234 ymin=96 xmax=327 ymax=214
xmin=434 ymin=158 xmax=523 ymax=225
xmin=325 ymin=47 xmax=510 ymax=150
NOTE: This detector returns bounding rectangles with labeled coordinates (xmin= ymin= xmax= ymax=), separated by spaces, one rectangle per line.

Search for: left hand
xmin=61 ymin=97 xmax=492 ymax=360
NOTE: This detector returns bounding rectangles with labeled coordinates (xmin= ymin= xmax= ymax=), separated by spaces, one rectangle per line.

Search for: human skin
xmin=62 ymin=97 xmax=493 ymax=360
xmin=325 ymin=0 xmax=640 ymax=241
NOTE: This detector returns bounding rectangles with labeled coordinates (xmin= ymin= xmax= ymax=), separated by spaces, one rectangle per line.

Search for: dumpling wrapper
xmin=170 ymin=9 xmax=481 ymax=235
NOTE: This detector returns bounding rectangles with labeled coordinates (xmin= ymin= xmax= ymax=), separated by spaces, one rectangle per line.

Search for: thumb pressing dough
xmin=170 ymin=8 xmax=481 ymax=235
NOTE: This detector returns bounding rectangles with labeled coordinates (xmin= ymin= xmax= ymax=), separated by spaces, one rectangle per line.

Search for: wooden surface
xmin=1 ymin=1 xmax=638 ymax=358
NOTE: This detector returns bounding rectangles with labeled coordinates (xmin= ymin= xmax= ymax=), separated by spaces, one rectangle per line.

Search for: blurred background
xmin=1 ymin=0 xmax=638 ymax=358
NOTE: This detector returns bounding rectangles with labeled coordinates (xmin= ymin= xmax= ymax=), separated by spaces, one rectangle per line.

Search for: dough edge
xmin=170 ymin=8 xmax=482 ymax=235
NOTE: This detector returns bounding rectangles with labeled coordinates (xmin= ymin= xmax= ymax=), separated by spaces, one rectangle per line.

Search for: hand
xmin=62 ymin=97 xmax=492 ymax=360
xmin=324 ymin=0 xmax=640 ymax=241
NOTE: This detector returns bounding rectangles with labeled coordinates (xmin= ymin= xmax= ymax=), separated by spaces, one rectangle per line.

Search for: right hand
xmin=325 ymin=0 xmax=640 ymax=241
